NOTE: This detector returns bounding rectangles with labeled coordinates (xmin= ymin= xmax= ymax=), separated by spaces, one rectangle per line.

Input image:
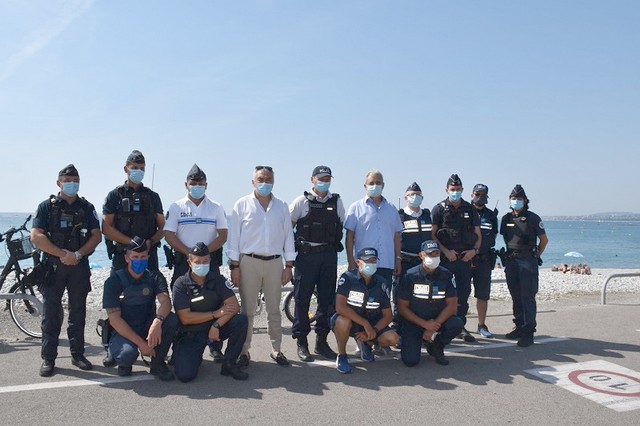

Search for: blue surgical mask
xmin=255 ymin=183 xmax=273 ymax=197
xmin=128 ymin=169 xmax=145 ymax=184
xmin=191 ymin=263 xmax=210 ymax=277
xmin=510 ymin=199 xmax=524 ymax=210
xmin=130 ymin=258 xmax=148 ymax=274
xmin=407 ymin=194 xmax=423 ymax=207
xmin=189 ymin=185 xmax=206 ymax=200
xmin=61 ymin=181 xmax=79 ymax=197
xmin=366 ymin=184 xmax=383 ymax=197
xmin=448 ymin=191 xmax=462 ymax=202
xmin=359 ymin=262 xmax=377 ymax=277
xmin=314 ymin=181 xmax=331 ymax=193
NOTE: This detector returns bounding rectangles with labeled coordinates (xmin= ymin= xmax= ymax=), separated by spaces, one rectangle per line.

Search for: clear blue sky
xmin=1 ymin=1 xmax=638 ymax=216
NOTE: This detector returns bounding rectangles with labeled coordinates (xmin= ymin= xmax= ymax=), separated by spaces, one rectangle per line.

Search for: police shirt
xmin=102 ymin=181 xmax=163 ymax=237
xmin=398 ymin=264 xmax=457 ymax=320
xmin=102 ymin=269 xmax=168 ymax=332
xmin=164 ymin=196 xmax=228 ymax=248
xmin=475 ymin=206 xmax=498 ymax=253
xmin=336 ymin=270 xmax=390 ymax=323
xmin=172 ymin=271 xmax=235 ymax=332
xmin=500 ymin=210 xmax=545 ymax=251
xmin=431 ymin=198 xmax=480 ymax=251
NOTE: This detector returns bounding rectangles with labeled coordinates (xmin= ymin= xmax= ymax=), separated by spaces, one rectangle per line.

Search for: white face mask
xmin=423 ymin=256 xmax=440 ymax=269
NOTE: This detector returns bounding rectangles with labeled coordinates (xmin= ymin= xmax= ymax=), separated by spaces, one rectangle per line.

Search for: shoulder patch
xmin=338 ymin=277 xmax=346 ymax=287
xmin=539 ymin=221 xmax=545 ymax=229
xmin=225 ymin=278 xmax=235 ymax=289
xmin=451 ymin=276 xmax=457 ymax=289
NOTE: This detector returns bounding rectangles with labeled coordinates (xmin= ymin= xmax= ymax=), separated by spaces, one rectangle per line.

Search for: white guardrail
xmin=600 ymin=272 xmax=640 ymax=305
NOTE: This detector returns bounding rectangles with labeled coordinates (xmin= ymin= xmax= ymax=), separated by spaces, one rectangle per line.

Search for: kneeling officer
xmin=398 ymin=240 xmax=463 ymax=367
xmin=102 ymin=237 xmax=177 ymax=380
xmin=171 ymin=242 xmax=248 ymax=382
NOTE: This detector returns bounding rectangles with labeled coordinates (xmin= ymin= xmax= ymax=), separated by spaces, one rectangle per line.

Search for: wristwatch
xmin=74 ymin=251 xmax=82 ymax=261
xmin=212 ymin=321 xmax=220 ymax=329
xmin=229 ymin=264 xmax=239 ymax=270
xmin=155 ymin=314 xmax=165 ymax=322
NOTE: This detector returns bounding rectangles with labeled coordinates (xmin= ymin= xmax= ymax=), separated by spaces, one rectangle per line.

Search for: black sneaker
xmin=270 ymin=351 xmax=290 ymax=366
xmin=505 ymin=327 xmax=525 ymax=340
xmin=221 ymin=360 xmax=249 ymax=380
xmin=426 ymin=340 xmax=449 ymax=366
xmin=39 ymin=360 xmax=55 ymax=377
xmin=103 ymin=355 xmax=116 ymax=368
xmin=314 ymin=338 xmax=338 ymax=359
xmin=209 ymin=347 xmax=224 ymax=364
xmin=71 ymin=355 xmax=93 ymax=371
xmin=517 ymin=333 xmax=534 ymax=347
xmin=150 ymin=358 xmax=174 ymax=381
xmin=297 ymin=343 xmax=314 ymax=362
xmin=458 ymin=327 xmax=476 ymax=343
xmin=237 ymin=353 xmax=250 ymax=368
xmin=117 ymin=365 xmax=132 ymax=376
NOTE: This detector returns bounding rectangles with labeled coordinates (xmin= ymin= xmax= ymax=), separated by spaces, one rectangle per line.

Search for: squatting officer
xmin=397 ymin=240 xmax=463 ymax=367
xmin=431 ymin=174 xmax=481 ymax=343
xmin=289 ymin=165 xmax=344 ymax=362
xmin=500 ymin=185 xmax=548 ymax=347
xmin=31 ymin=164 xmax=102 ymax=377
xmin=102 ymin=150 xmax=165 ymax=274
xmin=470 ymin=184 xmax=499 ymax=338
xmin=102 ymin=237 xmax=177 ymax=380
xmin=171 ymin=243 xmax=248 ymax=382
xmin=332 ymin=248 xmax=400 ymax=374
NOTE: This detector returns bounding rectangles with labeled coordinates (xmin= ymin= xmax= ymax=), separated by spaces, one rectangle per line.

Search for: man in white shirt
xmin=227 ymin=166 xmax=296 ymax=367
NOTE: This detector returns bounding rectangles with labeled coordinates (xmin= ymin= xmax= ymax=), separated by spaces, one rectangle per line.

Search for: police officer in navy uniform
xmin=470 ymin=184 xmax=499 ymax=338
xmin=332 ymin=248 xmax=400 ymax=374
xmin=398 ymin=240 xmax=463 ymax=367
xmin=171 ymin=242 xmax=248 ymax=382
xmin=395 ymin=182 xmax=432 ymax=319
xmin=102 ymin=150 xmax=165 ymax=274
xmin=289 ymin=165 xmax=344 ymax=362
xmin=500 ymin=185 xmax=548 ymax=347
xmin=31 ymin=164 xmax=102 ymax=377
xmin=431 ymin=174 xmax=482 ymax=342
xmin=102 ymin=237 xmax=177 ymax=380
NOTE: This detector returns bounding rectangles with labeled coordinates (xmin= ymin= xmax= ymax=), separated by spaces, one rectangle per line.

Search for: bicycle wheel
xmin=284 ymin=291 xmax=318 ymax=325
xmin=9 ymin=281 xmax=43 ymax=338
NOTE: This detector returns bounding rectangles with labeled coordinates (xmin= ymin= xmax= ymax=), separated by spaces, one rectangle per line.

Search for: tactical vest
xmin=114 ymin=185 xmax=157 ymax=239
xmin=47 ymin=195 xmax=91 ymax=252
xmin=116 ymin=269 xmax=156 ymax=329
xmin=476 ymin=207 xmax=497 ymax=252
xmin=295 ymin=192 xmax=343 ymax=246
xmin=183 ymin=277 xmax=224 ymax=332
xmin=436 ymin=200 xmax=478 ymax=250
xmin=503 ymin=211 xmax=537 ymax=251
xmin=399 ymin=208 xmax=433 ymax=255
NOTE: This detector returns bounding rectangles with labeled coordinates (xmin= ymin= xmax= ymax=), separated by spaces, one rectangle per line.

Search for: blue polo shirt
xmin=344 ymin=196 xmax=403 ymax=269
xmin=336 ymin=270 xmax=390 ymax=324
xmin=398 ymin=264 xmax=457 ymax=320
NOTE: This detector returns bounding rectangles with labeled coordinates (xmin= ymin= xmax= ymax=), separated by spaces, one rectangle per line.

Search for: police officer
xmin=470 ymin=184 xmax=499 ymax=338
xmin=171 ymin=243 xmax=248 ymax=382
xmin=395 ymin=182 xmax=432 ymax=318
xmin=397 ymin=240 xmax=463 ymax=367
xmin=102 ymin=237 xmax=177 ymax=380
xmin=31 ymin=164 xmax=102 ymax=377
xmin=332 ymin=248 xmax=400 ymax=374
xmin=431 ymin=174 xmax=481 ymax=343
xmin=102 ymin=150 xmax=165 ymax=274
xmin=289 ymin=165 xmax=344 ymax=362
xmin=500 ymin=185 xmax=548 ymax=347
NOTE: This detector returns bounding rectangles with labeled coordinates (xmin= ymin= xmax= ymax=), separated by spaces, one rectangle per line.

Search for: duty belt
xmin=244 ymin=253 xmax=281 ymax=261
xmin=506 ymin=249 xmax=534 ymax=259
xmin=298 ymin=244 xmax=333 ymax=255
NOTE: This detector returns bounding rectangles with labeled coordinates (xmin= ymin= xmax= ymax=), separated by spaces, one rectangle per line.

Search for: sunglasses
xmin=255 ymin=165 xmax=273 ymax=172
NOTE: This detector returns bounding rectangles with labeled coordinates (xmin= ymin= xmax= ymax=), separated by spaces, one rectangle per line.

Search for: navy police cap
xmin=420 ymin=240 xmax=440 ymax=253
xmin=190 ymin=242 xmax=209 ymax=257
xmin=312 ymin=165 xmax=332 ymax=178
xmin=473 ymin=184 xmax=489 ymax=194
xmin=357 ymin=247 xmax=378 ymax=260
xmin=126 ymin=236 xmax=147 ymax=252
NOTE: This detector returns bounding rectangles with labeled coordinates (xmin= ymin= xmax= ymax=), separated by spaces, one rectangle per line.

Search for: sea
xmin=1 ymin=213 xmax=638 ymax=270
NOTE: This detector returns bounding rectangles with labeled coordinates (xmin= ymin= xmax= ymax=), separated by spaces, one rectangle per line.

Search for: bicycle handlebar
xmin=0 ymin=215 xmax=32 ymax=241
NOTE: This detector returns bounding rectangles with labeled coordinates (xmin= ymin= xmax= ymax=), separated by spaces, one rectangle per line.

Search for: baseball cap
xmin=312 ymin=165 xmax=332 ymax=178
xmin=357 ymin=247 xmax=378 ymax=260
xmin=420 ymin=240 xmax=440 ymax=253
xmin=473 ymin=184 xmax=489 ymax=194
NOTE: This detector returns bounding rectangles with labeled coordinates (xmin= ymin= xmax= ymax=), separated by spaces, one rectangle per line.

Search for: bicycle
xmin=283 ymin=288 xmax=318 ymax=325
xmin=0 ymin=215 xmax=44 ymax=338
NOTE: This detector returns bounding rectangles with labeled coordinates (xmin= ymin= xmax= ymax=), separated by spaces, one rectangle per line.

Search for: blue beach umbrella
xmin=564 ymin=251 xmax=585 ymax=258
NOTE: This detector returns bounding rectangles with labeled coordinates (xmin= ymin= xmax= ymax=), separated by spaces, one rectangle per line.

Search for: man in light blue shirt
xmin=345 ymin=170 xmax=403 ymax=287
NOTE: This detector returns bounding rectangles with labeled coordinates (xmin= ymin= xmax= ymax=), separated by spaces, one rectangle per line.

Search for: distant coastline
xmin=543 ymin=212 xmax=640 ymax=221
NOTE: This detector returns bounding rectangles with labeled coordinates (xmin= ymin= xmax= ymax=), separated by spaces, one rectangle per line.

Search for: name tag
xmin=413 ymin=284 xmax=431 ymax=299
xmin=191 ymin=296 xmax=204 ymax=302
xmin=347 ymin=291 xmax=365 ymax=306
xmin=507 ymin=223 xmax=515 ymax=227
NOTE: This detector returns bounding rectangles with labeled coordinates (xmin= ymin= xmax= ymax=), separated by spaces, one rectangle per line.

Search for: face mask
xmin=407 ymin=194 xmax=423 ymax=207
xmin=510 ymin=199 xmax=524 ymax=210
xmin=189 ymin=185 xmax=206 ymax=199
xmin=423 ymin=256 xmax=440 ymax=269
xmin=255 ymin=182 xmax=273 ymax=197
xmin=314 ymin=181 xmax=331 ymax=193
xmin=130 ymin=258 xmax=148 ymax=274
xmin=191 ymin=263 xmax=210 ymax=277
xmin=366 ymin=184 xmax=383 ymax=197
xmin=359 ymin=262 xmax=377 ymax=277
xmin=448 ymin=191 xmax=462 ymax=202
xmin=61 ymin=181 xmax=79 ymax=197
xmin=128 ymin=169 xmax=145 ymax=184
xmin=472 ymin=194 xmax=488 ymax=207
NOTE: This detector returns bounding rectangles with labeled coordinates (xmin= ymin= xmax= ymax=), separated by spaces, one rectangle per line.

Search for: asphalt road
xmin=1 ymin=292 xmax=639 ymax=425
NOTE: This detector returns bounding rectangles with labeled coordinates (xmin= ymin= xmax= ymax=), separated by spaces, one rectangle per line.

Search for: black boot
xmin=517 ymin=332 xmax=534 ymax=347
xmin=221 ymin=360 xmax=249 ymax=380
xmin=150 ymin=357 xmax=174 ymax=381
xmin=296 ymin=336 xmax=314 ymax=362
xmin=314 ymin=333 xmax=338 ymax=359
xmin=426 ymin=337 xmax=449 ymax=366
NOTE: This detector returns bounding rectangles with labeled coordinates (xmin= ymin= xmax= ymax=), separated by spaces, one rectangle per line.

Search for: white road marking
xmin=0 ymin=374 xmax=154 ymax=394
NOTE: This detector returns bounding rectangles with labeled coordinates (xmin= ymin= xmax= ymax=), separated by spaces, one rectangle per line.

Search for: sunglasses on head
xmin=255 ymin=165 xmax=273 ymax=172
